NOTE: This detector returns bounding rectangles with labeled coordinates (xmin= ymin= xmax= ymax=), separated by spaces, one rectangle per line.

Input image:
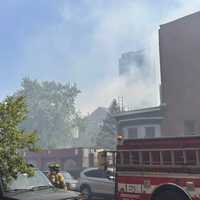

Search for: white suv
xmin=78 ymin=167 xmax=115 ymax=200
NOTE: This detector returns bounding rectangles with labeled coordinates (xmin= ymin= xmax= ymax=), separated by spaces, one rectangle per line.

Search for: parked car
xmin=61 ymin=171 xmax=78 ymax=191
xmin=0 ymin=169 xmax=82 ymax=200
xmin=78 ymin=167 xmax=115 ymax=200
xmin=43 ymin=170 xmax=78 ymax=191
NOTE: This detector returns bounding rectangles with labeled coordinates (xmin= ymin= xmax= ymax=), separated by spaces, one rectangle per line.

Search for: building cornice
xmin=113 ymin=106 xmax=161 ymax=117
xmin=118 ymin=116 xmax=163 ymax=124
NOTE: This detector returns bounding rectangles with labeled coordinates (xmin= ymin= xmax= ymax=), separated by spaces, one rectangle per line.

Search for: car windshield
xmin=62 ymin=171 xmax=74 ymax=180
xmin=6 ymin=170 xmax=52 ymax=192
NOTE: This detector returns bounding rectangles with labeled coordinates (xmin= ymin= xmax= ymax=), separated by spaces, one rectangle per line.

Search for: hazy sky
xmin=1 ymin=0 xmax=200 ymax=115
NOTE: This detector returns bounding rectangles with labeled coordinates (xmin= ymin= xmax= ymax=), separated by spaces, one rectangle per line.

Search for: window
xmin=123 ymin=152 xmax=130 ymax=165
xmin=145 ymin=127 xmax=156 ymax=138
xmin=116 ymin=152 xmax=121 ymax=165
xmin=128 ymin=127 xmax=138 ymax=139
xmin=185 ymin=150 xmax=196 ymax=165
xmin=174 ymin=150 xmax=184 ymax=165
xmin=85 ymin=169 xmax=99 ymax=177
xmin=162 ymin=151 xmax=172 ymax=165
xmin=131 ymin=151 xmax=139 ymax=165
xmin=142 ymin=152 xmax=150 ymax=165
xmin=198 ymin=150 xmax=200 ymax=164
xmin=97 ymin=170 xmax=108 ymax=178
xmin=184 ymin=120 xmax=196 ymax=135
xmin=151 ymin=151 xmax=160 ymax=165
xmin=8 ymin=170 xmax=51 ymax=192
xmin=84 ymin=169 xmax=107 ymax=178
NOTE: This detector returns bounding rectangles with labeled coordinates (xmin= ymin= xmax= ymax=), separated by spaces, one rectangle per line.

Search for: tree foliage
xmin=18 ymin=78 xmax=81 ymax=148
xmin=96 ymin=99 xmax=120 ymax=150
xmin=0 ymin=96 xmax=38 ymax=183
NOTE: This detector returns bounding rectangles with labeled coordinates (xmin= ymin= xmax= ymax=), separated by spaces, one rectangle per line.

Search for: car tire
xmin=80 ymin=185 xmax=92 ymax=200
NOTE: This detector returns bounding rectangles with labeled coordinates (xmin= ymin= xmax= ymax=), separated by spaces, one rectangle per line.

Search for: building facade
xmin=115 ymin=11 xmax=200 ymax=138
xmin=160 ymin=11 xmax=200 ymax=136
xmin=114 ymin=106 xmax=163 ymax=139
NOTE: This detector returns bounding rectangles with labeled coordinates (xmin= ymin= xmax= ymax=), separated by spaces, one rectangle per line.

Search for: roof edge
xmin=160 ymin=10 xmax=200 ymax=28
xmin=113 ymin=106 xmax=161 ymax=117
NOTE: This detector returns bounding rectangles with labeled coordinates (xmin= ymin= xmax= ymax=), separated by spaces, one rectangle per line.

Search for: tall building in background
xmin=159 ymin=11 xmax=200 ymax=136
xmin=118 ymin=50 xmax=146 ymax=76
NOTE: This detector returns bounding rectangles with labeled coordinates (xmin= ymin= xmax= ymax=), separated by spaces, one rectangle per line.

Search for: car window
xmin=7 ymin=170 xmax=52 ymax=191
xmin=84 ymin=169 xmax=98 ymax=177
xmin=84 ymin=169 xmax=109 ymax=178
xmin=97 ymin=170 xmax=107 ymax=178
xmin=105 ymin=170 xmax=114 ymax=178
xmin=62 ymin=172 xmax=74 ymax=180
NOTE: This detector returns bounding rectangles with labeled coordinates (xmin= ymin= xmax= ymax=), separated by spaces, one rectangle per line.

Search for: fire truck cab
xmin=115 ymin=136 xmax=200 ymax=200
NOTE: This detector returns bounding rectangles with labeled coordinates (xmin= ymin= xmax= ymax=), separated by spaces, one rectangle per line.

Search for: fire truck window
xmin=116 ymin=152 xmax=121 ymax=165
xmin=162 ymin=151 xmax=172 ymax=165
xmin=123 ymin=152 xmax=130 ymax=165
xmin=174 ymin=150 xmax=184 ymax=165
xmin=142 ymin=152 xmax=150 ymax=165
xmin=184 ymin=120 xmax=196 ymax=136
xmin=198 ymin=150 xmax=200 ymax=164
xmin=131 ymin=152 xmax=139 ymax=165
xmin=185 ymin=150 xmax=196 ymax=165
xmin=151 ymin=151 xmax=160 ymax=165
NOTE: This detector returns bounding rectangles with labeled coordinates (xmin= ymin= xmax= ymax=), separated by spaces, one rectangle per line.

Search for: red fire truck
xmin=115 ymin=136 xmax=200 ymax=200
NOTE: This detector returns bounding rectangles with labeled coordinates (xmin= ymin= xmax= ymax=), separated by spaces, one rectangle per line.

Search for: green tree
xmin=18 ymin=78 xmax=81 ymax=148
xmin=0 ymin=96 xmax=38 ymax=183
xmin=96 ymin=99 xmax=120 ymax=150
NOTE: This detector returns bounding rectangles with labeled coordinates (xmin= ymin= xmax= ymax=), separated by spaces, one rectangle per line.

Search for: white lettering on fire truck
xmin=118 ymin=182 xmax=200 ymax=199
xmin=118 ymin=183 xmax=144 ymax=193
